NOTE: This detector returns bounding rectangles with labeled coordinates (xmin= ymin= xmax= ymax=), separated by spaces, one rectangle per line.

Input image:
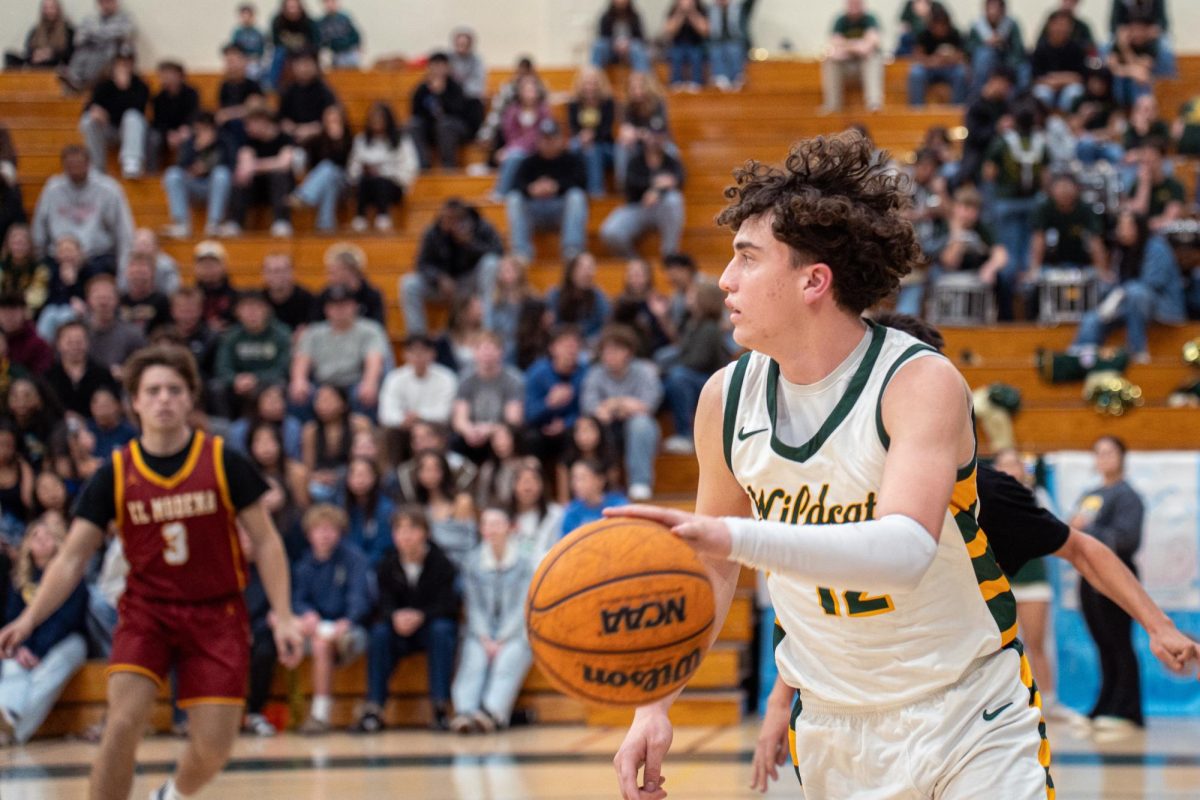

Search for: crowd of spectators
xmin=0 ymin=0 xmax=1198 ymax=743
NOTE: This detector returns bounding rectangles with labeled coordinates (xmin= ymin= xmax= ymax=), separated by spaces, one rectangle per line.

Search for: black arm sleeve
xmin=71 ymin=461 xmax=116 ymax=531
xmin=222 ymin=445 xmax=270 ymax=510
xmin=976 ymin=463 xmax=1071 ymax=577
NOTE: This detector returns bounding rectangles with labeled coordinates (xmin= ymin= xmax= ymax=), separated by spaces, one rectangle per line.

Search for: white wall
xmin=3 ymin=0 xmax=1198 ymax=72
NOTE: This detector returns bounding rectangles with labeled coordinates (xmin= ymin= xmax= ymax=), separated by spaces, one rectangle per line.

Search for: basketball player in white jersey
xmin=609 ymin=132 xmax=1053 ymax=800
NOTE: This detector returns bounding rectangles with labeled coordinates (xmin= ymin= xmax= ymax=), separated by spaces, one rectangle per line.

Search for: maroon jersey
xmin=113 ymin=431 xmax=247 ymax=602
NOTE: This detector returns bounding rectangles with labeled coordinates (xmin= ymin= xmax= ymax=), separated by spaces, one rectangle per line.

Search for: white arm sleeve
xmin=724 ymin=514 xmax=939 ymax=593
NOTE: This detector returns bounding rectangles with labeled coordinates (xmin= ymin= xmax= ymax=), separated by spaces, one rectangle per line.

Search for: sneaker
xmin=243 ymin=713 xmax=277 ymax=737
xmin=159 ymin=223 xmax=190 ymax=240
xmin=1091 ymin=715 xmax=1140 ymax=743
xmin=202 ymin=222 xmax=220 ymax=237
xmin=0 ymin=707 xmax=15 ymax=745
xmin=472 ymin=710 xmax=498 ymax=733
xmin=217 ymin=221 xmax=242 ymax=238
xmin=465 ymin=162 xmax=492 ymax=177
xmin=349 ymin=706 xmax=384 ymax=734
xmin=712 ymin=76 xmax=732 ymax=91
xmin=298 ymin=716 xmax=332 ymax=736
xmin=121 ymin=162 xmax=143 ymax=180
xmin=350 ymin=216 xmax=369 ymax=233
xmin=374 ymin=214 xmax=393 ymax=232
xmin=663 ymin=435 xmax=695 ymax=455
xmin=430 ymin=703 xmax=451 ymax=731
xmin=449 ymin=713 xmax=477 ymax=734
xmin=628 ymin=483 xmax=653 ymax=502
xmin=269 ymin=220 xmax=294 ymax=238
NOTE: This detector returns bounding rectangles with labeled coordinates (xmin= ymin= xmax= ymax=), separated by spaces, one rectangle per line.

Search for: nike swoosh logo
xmin=737 ymin=426 xmax=769 ymax=441
xmin=982 ymin=702 xmax=1014 ymax=722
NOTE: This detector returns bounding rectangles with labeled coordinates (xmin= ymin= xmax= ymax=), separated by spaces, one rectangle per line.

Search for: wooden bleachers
xmin=4 ymin=56 xmax=1200 ymax=734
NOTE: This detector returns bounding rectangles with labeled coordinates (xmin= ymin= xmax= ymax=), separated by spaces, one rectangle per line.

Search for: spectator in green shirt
xmin=895 ymin=0 xmax=933 ymax=56
xmin=966 ymin=0 xmax=1028 ymax=101
xmin=213 ymin=289 xmax=292 ymax=418
xmin=1173 ymin=95 xmax=1200 ymax=156
xmin=1030 ymin=172 xmax=1108 ymax=279
xmin=1128 ymin=141 xmax=1184 ymax=231
xmin=907 ymin=2 xmax=967 ymax=106
xmin=820 ymin=0 xmax=884 ymax=113
xmin=1036 ymin=0 xmax=1096 ymax=55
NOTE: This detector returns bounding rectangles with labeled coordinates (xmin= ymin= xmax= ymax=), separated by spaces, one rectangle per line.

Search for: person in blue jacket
xmin=341 ymin=457 xmax=395 ymax=567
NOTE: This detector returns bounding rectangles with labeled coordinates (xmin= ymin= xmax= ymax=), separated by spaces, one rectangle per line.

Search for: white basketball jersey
xmin=722 ymin=323 xmax=1018 ymax=708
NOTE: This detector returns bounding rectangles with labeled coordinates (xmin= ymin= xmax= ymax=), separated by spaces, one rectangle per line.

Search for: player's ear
xmin=799 ymin=262 xmax=835 ymax=304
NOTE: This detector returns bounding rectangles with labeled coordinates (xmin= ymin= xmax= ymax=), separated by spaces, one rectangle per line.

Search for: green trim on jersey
xmin=956 ymin=506 xmax=1018 ymax=637
xmin=874 ymin=342 xmax=938 ymax=450
xmin=723 ymin=353 xmax=753 ymax=472
xmin=765 ymin=323 xmax=887 ymax=463
xmin=789 ymin=693 xmax=804 ymax=786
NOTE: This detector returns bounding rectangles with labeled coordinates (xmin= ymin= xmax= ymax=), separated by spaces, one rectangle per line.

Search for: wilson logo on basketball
xmin=600 ymin=597 xmax=687 ymax=635
xmin=580 ymin=648 xmax=702 ymax=693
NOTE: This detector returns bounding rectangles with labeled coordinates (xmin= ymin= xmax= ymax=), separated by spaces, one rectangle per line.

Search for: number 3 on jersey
xmin=817 ymin=587 xmax=894 ymax=617
xmin=161 ymin=522 xmax=190 ymax=565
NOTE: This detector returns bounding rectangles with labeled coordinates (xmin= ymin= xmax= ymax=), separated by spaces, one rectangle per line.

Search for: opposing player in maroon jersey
xmin=0 ymin=345 xmax=303 ymax=800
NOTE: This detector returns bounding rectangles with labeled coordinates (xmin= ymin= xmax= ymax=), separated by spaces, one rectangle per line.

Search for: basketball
xmin=526 ymin=517 xmax=716 ymax=706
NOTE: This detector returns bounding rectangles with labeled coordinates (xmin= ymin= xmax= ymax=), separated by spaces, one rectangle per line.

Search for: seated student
xmin=610 ymin=258 xmax=672 ymax=358
xmin=472 ymin=423 xmax=524 ymax=510
xmin=389 ymin=420 xmax=477 ymax=497
xmin=1071 ymin=67 xmax=1124 ymax=166
xmin=215 ymin=43 xmax=265 ymax=143
xmin=268 ymin=0 xmax=320 ymax=90
xmin=1027 ymin=172 xmax=1110 ymax=317
xmin=561 ymin=458 xmax=628 ymax=537
xmin=278 ymin=50 xmax=337 ymax=149
xmin=0 ymin=225 xmax=51 ymax=319
xmin=591 ymin=0 xmax=651 ymax=72
xmin=354 ymin=505 xmax=459 ymax=733
xmin=317 ymin=0 xmax=362 ymax=68
xmin=451 ymin=333 xmax=525 ymax=464
xmin=147 ymin=60 xmax=200 ymax=173
xmin=663 ymin=0 xmax=711 ymax=91
xmin=448 ymin=27 xmax=486 ymax=138
xmin=5 ymin=0 xmax=74 ymax=70
xmin=615 ymin=72 xmax=672 ymax=190
xmin=1072 ymin=209 xmax=1184 ymax=363
xmin=895 ymin=0 xmax=933 ymax=56
xmin=661 ymin=280 xmax=728 ymax=454
xmin=505 ymin=120 xmax=589 ymax=263
xmin=292 ymin=504 xmax=373 ymax=735
xmin=58 ymin=0 xmax=136 ymax=94
xmin=545 ymin=253 xmax=611 ymax=342
xmin=224 ymin=109 xmax=295 ymax=238
xmin=347 ymin=102 xmax=419 ymax=234
xmin=78 ymin=50 xmax=148 ymax=179
xmin=1110 ymin=0 xmax=1175 ymax=79
xmin=378 ymin=334 xmax=459 ymax=454
xmin=301 ymin=383 xmax=371 ymax=504
xmin=261 ymin=251 xmax=315 ymax=333
xmin=409 ymin=53 xmax=472 ymax=170
xmin=161 ymin=112 xmax=234 ymax=240
xmin=965 ymin=0 xmax=1027 ymax=100
xmin=409 ymin=450 xmax=479 ymax=571
xmin=449 ymin=506 xmax=535 ymax=733
xmin=907 ymin=2 xmax=967 ymax=106
xmin=86 ymin=386 xmax=136 ymax=456
xmin=568 ymin=67 xmax=618 ymax=198
xmin=117 ymin=252 xmax=170 ymax=335
xmin=1128 ymin=140 xmax=1184 ymax=231
xmin=228 ymin=3 xmax=266 ymax=80
xmin=0 ymin=512 xmax=87 ymax=745
xmin=707 ymin=0 xmax=746 ymax=90
xmin=600 ymin=117 xmax=685 ymax=259
xmin=1106 ymin=19 xmax=1156 ymax=109
xmin=522 ymin=325 xmax=585 ymax=468
xmin=315 ymin=243 xmax=387 ymax=327
xmin=494 ymin=76 xmax=552 ymax=197
xmin=341 ymin=456 xmax=395 ymax=567
xmin=289 ymin=286 xmax=387 ymax=414
xmin=289 ymin=105 xmax=352 ymax=233
xmin=580 ymin=325 xmax=662 ymax=501
xmin=1031 ymin=9 xmax=1087 ymax=111
xmin=508 ymin=458 xmax=564 ymax=560
xmin=213 ymin=289 xmax=291 ymax=418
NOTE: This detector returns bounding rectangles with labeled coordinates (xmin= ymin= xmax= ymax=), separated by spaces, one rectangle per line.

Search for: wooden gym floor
xmin=1 ymin=717 xmax=1197 ymax=799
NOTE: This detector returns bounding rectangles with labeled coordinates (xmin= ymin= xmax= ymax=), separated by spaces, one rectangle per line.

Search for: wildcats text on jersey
xmin=125 ymin=490 xmax=219 ymax=526
xmin=747 ymin=482 xmax=877 ymax=525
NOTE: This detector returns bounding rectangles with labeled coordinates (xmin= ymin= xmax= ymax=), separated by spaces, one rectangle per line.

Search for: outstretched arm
xmin=0 ymin=519 xmax=103 ymax=655
xmin=240 ymin=501 xmax=304 ymax=668
xmin=1056 ymin=528 xmax=1200 ymax=677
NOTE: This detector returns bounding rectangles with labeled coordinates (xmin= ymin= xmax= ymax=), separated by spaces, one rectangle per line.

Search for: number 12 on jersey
xmin=817 ymin=587 xmax=894 ymax=617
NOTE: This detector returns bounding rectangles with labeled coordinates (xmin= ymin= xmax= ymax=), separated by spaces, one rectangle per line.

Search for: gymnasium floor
xmin=1 ymin=718 xmax=1197 ymax=799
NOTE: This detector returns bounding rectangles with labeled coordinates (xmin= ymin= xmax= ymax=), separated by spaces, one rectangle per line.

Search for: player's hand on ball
xmin=274 ymin=615 xmax=305 ymax=669
xmin=0 ymin=614 xmax=34 ymax=658
xmin=614 ymin=705 xmax=673 ymax=800
xmin=604 ymin=505 xmax=733 ymax=560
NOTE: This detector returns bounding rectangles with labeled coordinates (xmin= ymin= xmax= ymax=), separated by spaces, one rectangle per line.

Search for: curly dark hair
xmin=715 ymin=131 xmax=922 ymax=315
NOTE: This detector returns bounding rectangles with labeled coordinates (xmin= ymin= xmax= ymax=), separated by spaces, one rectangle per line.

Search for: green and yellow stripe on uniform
xmin=950 ymin=464 xmax=1019 ymax=646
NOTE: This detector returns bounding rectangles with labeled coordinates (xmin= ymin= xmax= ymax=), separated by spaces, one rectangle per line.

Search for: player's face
xmin=131 ymin=365 xmax=194 ymax=434
xmin=719 ymin=214 xmax=812 ymax=353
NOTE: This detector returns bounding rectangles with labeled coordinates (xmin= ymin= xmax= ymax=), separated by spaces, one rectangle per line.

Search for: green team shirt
xmin=1176 ymin=97 xmax=1200 ymax=155
xmin=985 ymin=135 xmax=1049 ymax=199
xmin=953 ymin=222 xmax=998 ymax=273
xmin=833 ymin=12 xmax=879 ymax=39
xmin=1032 ymin=200 xmax=1102 ymax=266
xmin=1122 ymin=119 xmax=1170 ymax=151
xmin=1130 ymin=177 xmax=1185 ymax=217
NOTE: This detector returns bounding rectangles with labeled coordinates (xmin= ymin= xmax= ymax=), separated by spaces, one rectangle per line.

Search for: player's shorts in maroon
xmin=108 ymin=592 xmax=251 ymax=707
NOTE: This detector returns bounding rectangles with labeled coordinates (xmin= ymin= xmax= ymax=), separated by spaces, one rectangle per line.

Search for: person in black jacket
xmin=278 ymin=50 xmax=337 ymax=147
xmin=161 ymin=112 xmax=234 ymax=239
xmin=599 ymin=117 xmax=685 ymax=258
xmin=957 ymin=66 xmax=1014 ymax=188
xmin=505 ymin=119 xmax=590 ymax=263
xmin=354 ymin=505 xmax=460 ymax=733
xmin=402 ymin=199 xmax=504 ymax=335
xmin=409 ymin=53 xmax=471 ymax=169
xmin=78 ymin=51 xmax=148 ymax=178
xmin=591 ymin=0 xmax=651 ymax=72
xmin=147 ymin=61 xmax=199 ymax=172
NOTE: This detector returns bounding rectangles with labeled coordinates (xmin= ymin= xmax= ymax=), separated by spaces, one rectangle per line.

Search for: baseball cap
xmin=324 ymin=284 xmax=355 ymax=304
xmin=193 ymin=240 xmax=228 ymax=263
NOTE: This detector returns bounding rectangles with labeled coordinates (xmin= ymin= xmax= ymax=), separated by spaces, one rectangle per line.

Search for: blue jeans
xmin=163 ymin=164 xmax=232 ymax=232
xmin=663 ymin=365 xmax=709 ymax=438
xmin=367 ymin=617 xmax=458 ymax=706
xmin=401 ymin=253 xmax=501 ymax=335
xmin=969 ymin=47 xmax=1029 ymax=101
xmin=571 ymin=139 xmax=614 ymax=197
xmin=80 ymin=109 xmax=147 ymax=174
xmin=616 ymin=413 xmax=659 ymax=489
xmin=1076 ymin=137 xmax=1124 ymax=166
xmin=1113 ymin=75 xmax=1152 ymax=109
xmin=294 ymin=160 xmax=346 ymax=231
xmin=1074 ymin=281 xmax=1156 ymax=355
xmin=668 ymin=43 xmax=706 ymax=85
xmin=0 ymin=633 xmax=86 ymax=743
xmin=591 ymin=37 xmax=651 ymax=72
xmin=1032 ymin=81 xmax=1085 ymax=112
xmin=505 ymin=188 xmax=589 ymax=262
xmin=990 ymin=195 xmax=1039 ymax=319
xmin=451 ymin=635 xmax=533 ymax=724
xmin=708 ymin=40 xmax=745 ymax=85
xmin=599 ymin=190 xmax=684 ymax=258
xmin=907 ymin=62 xmax=967 ymax=105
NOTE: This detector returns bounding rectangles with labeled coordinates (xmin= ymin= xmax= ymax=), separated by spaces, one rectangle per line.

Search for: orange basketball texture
xmin=526 ymin=518 xmax=717 ymax=706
